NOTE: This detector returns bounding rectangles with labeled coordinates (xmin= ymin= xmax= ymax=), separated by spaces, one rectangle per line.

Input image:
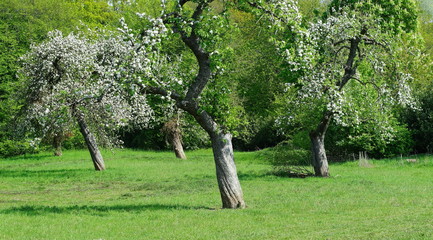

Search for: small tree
xmin=19 ymin=31 xmax=153 ymax=170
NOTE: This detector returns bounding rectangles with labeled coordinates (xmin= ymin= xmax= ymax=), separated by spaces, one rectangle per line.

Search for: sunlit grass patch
xmin=1 ymin=149 xmax=433 ymax=239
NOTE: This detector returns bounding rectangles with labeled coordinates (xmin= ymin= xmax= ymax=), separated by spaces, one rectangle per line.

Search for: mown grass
xmin=1 ymin=149 xmax=433 ymax=239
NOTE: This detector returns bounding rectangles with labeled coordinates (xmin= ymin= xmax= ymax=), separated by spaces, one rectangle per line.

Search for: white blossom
xmin=19 ymin=30 xmax=154 ymax=147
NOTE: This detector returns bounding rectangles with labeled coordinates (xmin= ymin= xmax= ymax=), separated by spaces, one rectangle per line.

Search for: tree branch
xmin=177 ymin=1 xmax=212 ymax=101
xmin=160 ymin=1 xmax=212 ymax=102
xmin=311 ymin=110 xmax=333 ymax=138
xmin=333 ymin=39 xmax=351 ymax=46
xmin=139 ymin=84 xmax=182 ymax=102
xmin=337 ymin=38 xmax=361 ymax=90
xmin=362 ymin=37 xmax=388 ymax=50
xmin=246 ymin=1 xmax=289 ymax=25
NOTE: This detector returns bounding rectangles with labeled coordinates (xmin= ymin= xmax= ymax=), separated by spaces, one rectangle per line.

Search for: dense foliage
xmin=0 ymin=0 xmax=119 ymax=155
xmin=1 ymin=0 xmax=432 ymax=165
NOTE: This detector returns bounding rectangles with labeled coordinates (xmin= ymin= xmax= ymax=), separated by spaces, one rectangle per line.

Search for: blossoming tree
xmin=262 ymin=0 xmax=418 ymax=176
xmin=153 ymin=0 xmax=246 ymax=208
xmin=110 ymin=0 xmax=247 ymax=208
xmin=19 ymin=30 xmax=153 ymax=170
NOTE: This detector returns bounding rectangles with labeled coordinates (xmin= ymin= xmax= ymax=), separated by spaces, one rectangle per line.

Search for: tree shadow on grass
xmin=0 ymin=204 xmax=214 ymax=216
xmin=0 ymin=169 xmax=92 ymax=178
xmin=1 ymin=154 xmax=54 ymax=161
xmin=237 ymin=169 xmax=315 ymax=180
xmin=237 ymin=171 xmax=269 ymax=181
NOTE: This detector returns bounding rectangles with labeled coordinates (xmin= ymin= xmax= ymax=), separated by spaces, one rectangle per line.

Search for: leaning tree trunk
xmin=186 ymin=108 xmax=245 ymax=209
xmin=309 ymin=112 xmax=332 ymax=177
xmin=73 ymin=108 xmax=105 ymax=171
xmin=146 ymin=0 xmax=245 ymax=208
xmin=162 ymin=118 xmax=187 ymax=159
xmin=172 ymin=131 xmax=186 ymax=159
xmin=53 ymin=134 xmax=63 ymax=156
xmin=210 ymin=132 xmax=245 ymax=209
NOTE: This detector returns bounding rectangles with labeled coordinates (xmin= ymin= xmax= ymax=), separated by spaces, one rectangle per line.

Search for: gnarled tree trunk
xmin=310 ymin=132 xmax=329 ymax=177
xmin=310 ymin=112 xmax=332 ymax=177
xmin=162 ymin=118 xmax=187 ymax=159
xmin=73 ymin=107 xmax=105 ymax=171
xmin=172 ymin=132 xmax=186 ymax=159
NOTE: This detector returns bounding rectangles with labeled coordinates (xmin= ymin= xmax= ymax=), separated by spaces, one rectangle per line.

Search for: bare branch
xmin=362 ymin=37 xmax=389 ymax=50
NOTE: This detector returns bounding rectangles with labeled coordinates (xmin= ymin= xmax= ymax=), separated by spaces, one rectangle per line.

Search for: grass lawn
xmin=1 ymin=149 xmax=433 ymax=239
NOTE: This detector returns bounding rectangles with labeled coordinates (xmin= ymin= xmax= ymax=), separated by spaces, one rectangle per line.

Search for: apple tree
xmin=271 ymin=0 xmax=418 ymax=176
xmin=19 ymin=30 xmax=153 ymax=170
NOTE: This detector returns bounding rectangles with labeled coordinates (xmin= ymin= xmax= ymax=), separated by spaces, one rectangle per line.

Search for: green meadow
xmin=1 ymin=149 xmax=432 ymax=239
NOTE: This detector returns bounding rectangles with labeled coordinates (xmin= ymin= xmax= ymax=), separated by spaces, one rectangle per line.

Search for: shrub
xmin=326 ymin=120 xmax=413 ymax=159
xmin=267 ymin=141 xmax=312 ymax=166
xmin=61 ymin=130 xmax=86 ymax=150
xmin=258 ymin=140 xmax=313 ymax=177
xmin=0 ymin=139 xmax=39 ymax=157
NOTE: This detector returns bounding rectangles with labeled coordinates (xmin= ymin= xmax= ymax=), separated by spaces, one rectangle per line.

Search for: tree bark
xmin=73 ymin=108 xmax=105 ymax=171
xmin=53 ymin=134 xmax=63 ymax=156
xmin=172 ymin=131 xmax=186 ymax=159
xmin=310 ymin=133 xmax=329 ymax=177
xmin=185 ymin=105 xmax=246 ymax=208
xmin=210 ymin=132 xmax=246 ymax=208
xmin=309 ymin=112 xmax=332 ymax=177
xmin=162 ymin=118 xmax=187 ymax=159
xmin=145 ymin=90 xmax=246 ymax=208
